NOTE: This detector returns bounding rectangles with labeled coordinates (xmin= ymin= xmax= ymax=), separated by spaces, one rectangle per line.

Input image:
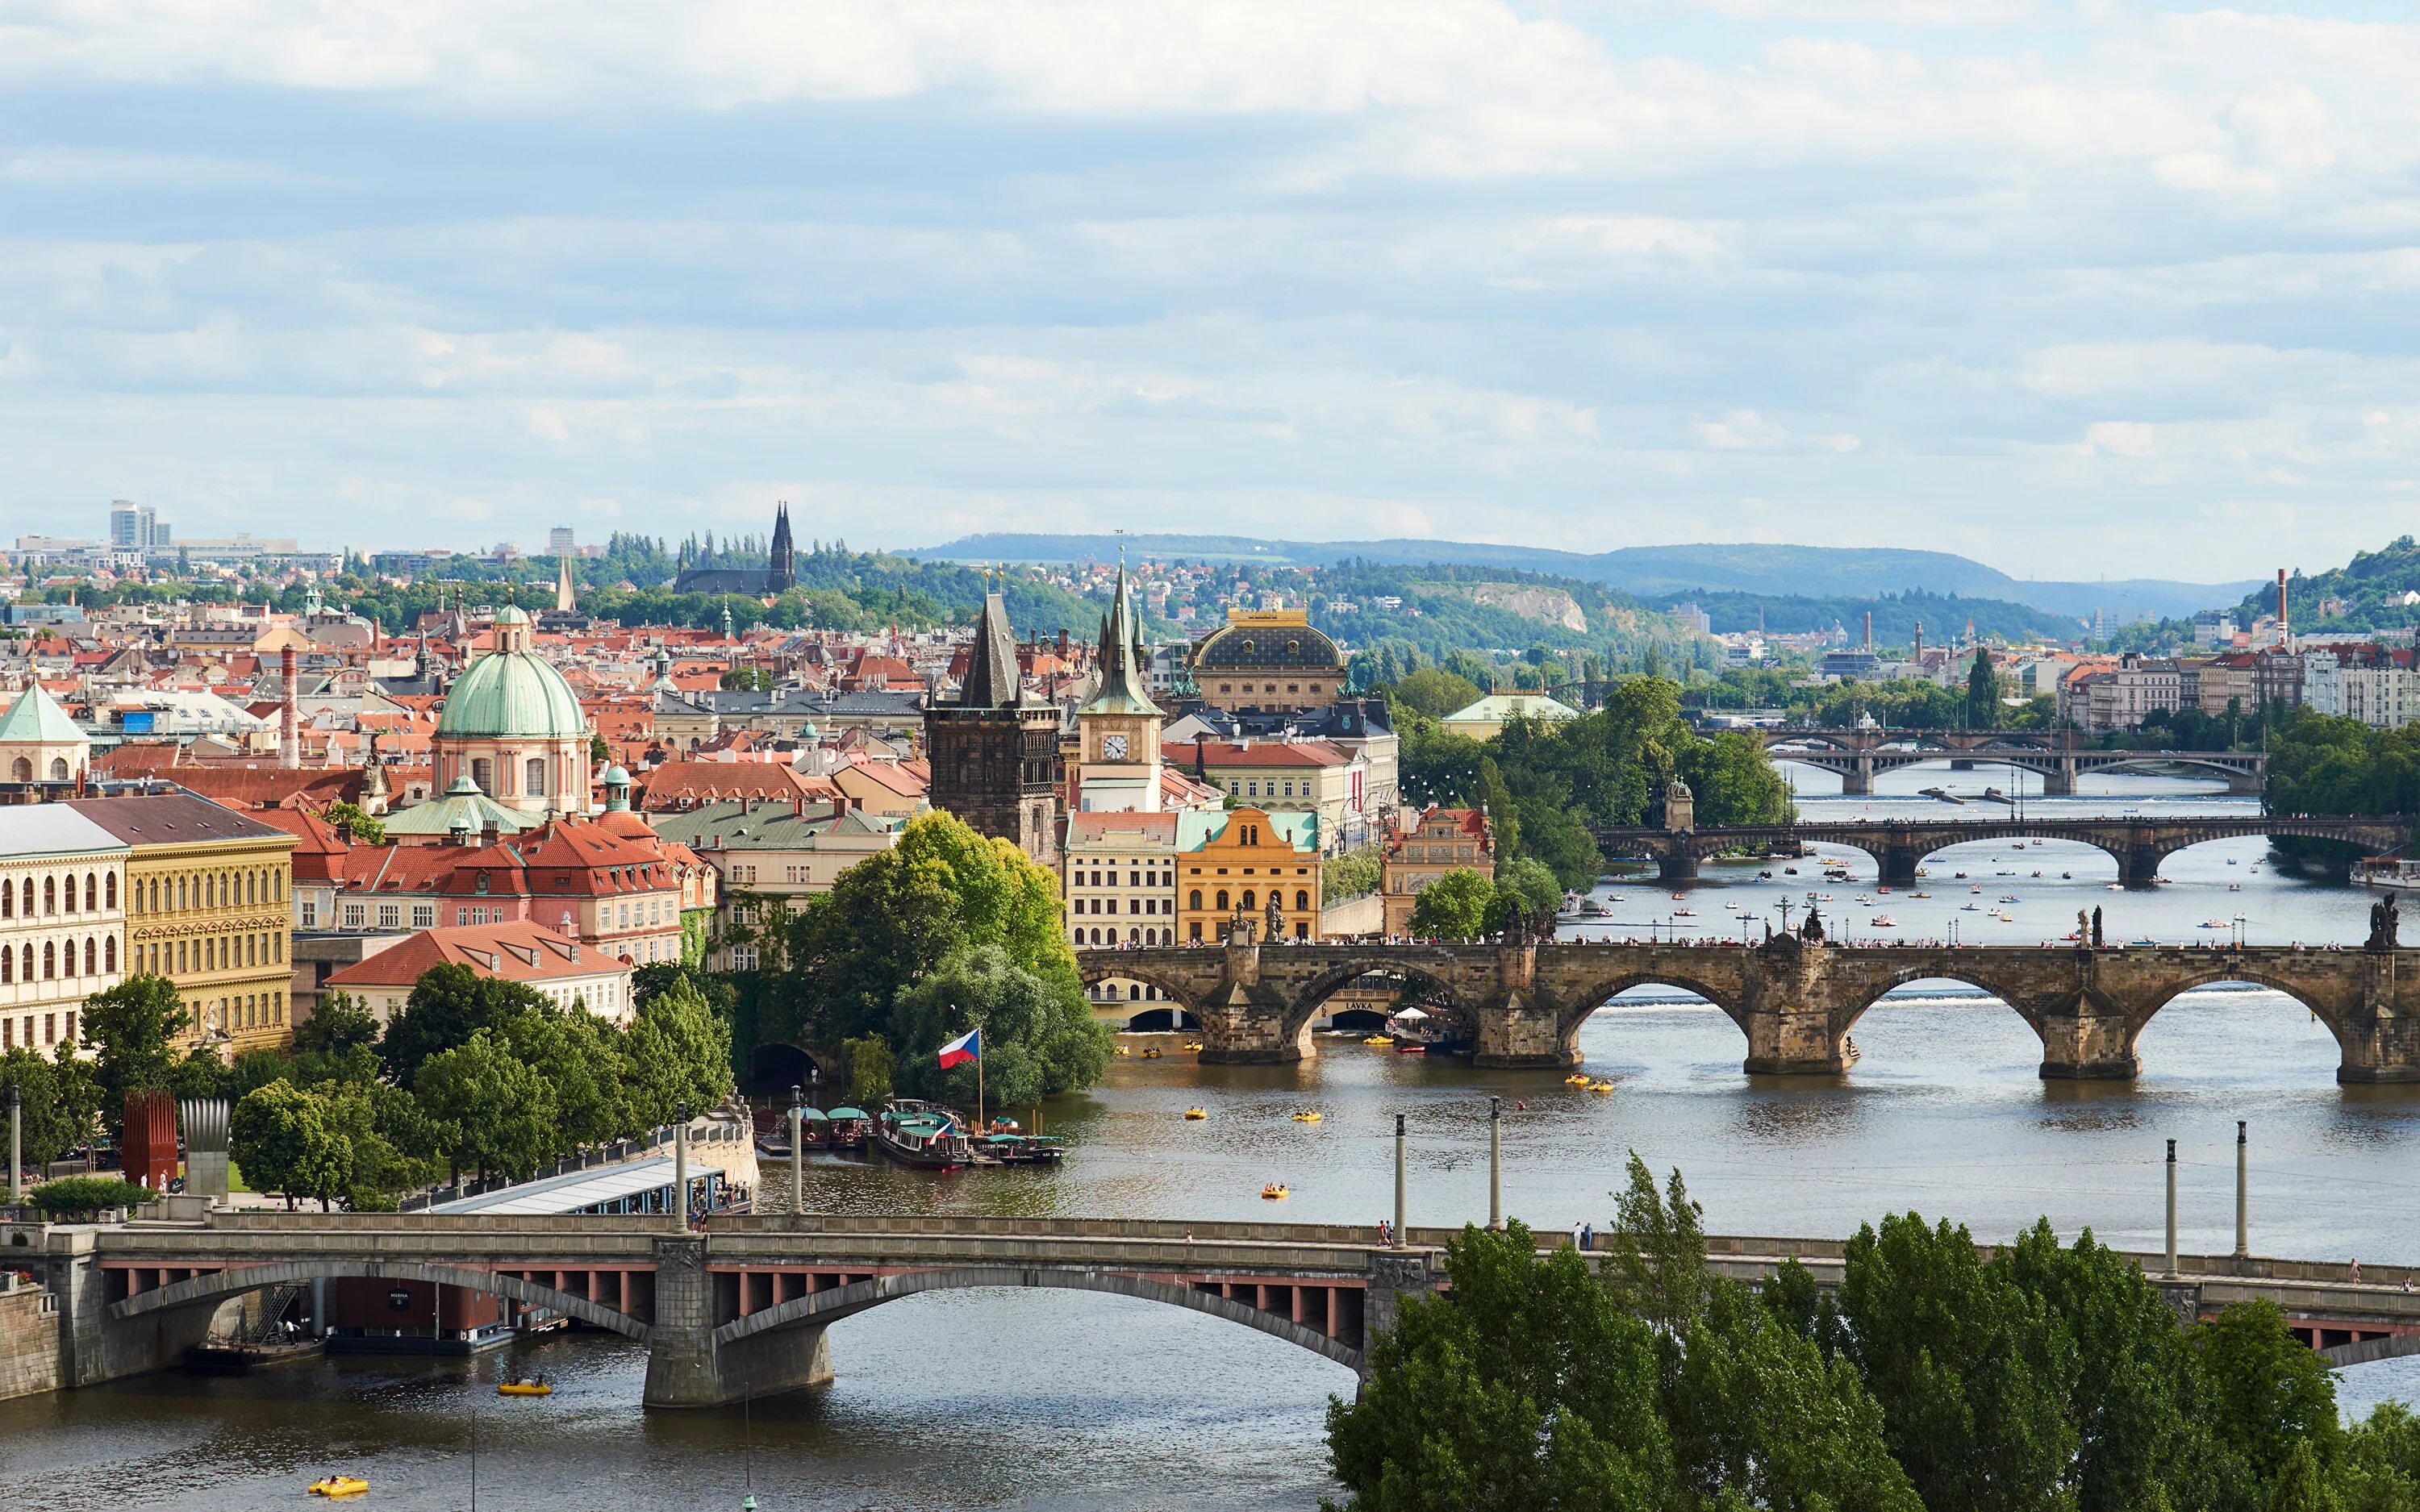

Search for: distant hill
xmin=914 ymin=534 xmax=2257 ymax=623
xmin=2231 ymin=535 xmax=2420 ymax=635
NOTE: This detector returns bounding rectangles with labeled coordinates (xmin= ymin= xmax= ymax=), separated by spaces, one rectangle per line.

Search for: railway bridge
xmin=10 ymin=1211 xmax=2417 ymax=1409
xmin=1074 ymin=935 xmax=2420 ymax=1081
xmin=1750 ymin=728 xmax=2267 ymax=797
xmin=1589 ymin=814 xmax=2409 ymax=886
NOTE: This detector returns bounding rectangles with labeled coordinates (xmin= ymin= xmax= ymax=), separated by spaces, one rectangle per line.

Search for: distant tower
xmin=555 ymin=551 xmax=576 ymax=614
xmin=925 ymin=585 xmax=1060 ymax=864
xmin=767 ymin=503 xmax=796 ymax=594
xmin=1913 ymin=619 xmax=1924 ymax=665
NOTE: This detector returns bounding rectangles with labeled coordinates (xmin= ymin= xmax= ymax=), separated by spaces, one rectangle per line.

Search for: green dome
xmin=436 ymin=637 xmax=586 ymax=741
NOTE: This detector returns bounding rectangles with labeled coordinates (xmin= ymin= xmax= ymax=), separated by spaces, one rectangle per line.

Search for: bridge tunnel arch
xmin=1830 ymin=969 xmax=2059 ymax=1077
xmin=2129 ymin=970 xmax=2354 ymax=1082
xmin=1557 ymin=973 xmax=1752 ymax=1066
xmin=107 ymin=1258 xmax=654 ymax=1348
xmin=1074 ymin=959 xmax=1206 ymax=1031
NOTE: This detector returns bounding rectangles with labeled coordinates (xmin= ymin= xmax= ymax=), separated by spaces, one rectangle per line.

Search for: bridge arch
xmin=2130 ymin=968 xmax=2351 ymax=1059
xmin=109 ymin=1259 xmax=652 ymax=1340
xmin=1074 ymin=958 xmax=1207 ymax=1018
xmin=1832 ymin=968 xmax=2055 ymax=1052
xmin=1279 ymin=960 xmax=1470 ymax=1056
xmin=712 ymin=1265 xmax=1363 ymax=1372
xmin=1558 ymin=973 xmax=1750 ymax=1059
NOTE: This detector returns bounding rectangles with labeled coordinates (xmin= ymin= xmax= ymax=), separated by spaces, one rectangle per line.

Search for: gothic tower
xmin=925 ymin=588 xmax=1059 ymax=864
xmin=767 ymin=502 xmax=796 ymax=594
xmin=1074 ymin=556 xmax=1163 ymax=812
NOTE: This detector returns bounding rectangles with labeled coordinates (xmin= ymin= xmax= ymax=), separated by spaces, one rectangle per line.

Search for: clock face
xmin=1101 ymin=733 xmax=1129 ymax=760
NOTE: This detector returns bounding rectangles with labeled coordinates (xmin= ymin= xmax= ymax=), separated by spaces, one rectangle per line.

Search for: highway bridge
xmin=1746 ymin=727 xmax=2266 ymax=797
xmin=11 ymin=1210 xmax=2416 ymax=1408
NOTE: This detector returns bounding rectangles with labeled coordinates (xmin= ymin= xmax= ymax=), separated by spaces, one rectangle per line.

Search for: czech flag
xmin=938 ymin=1027 xmax=981 ymax=1068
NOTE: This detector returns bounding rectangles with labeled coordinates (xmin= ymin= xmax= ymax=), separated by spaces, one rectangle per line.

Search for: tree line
xmin=1 ymin=967 xmax=733 ymax=1211
xmin=1329 ymin=1156 xmax=2417 ymax=1512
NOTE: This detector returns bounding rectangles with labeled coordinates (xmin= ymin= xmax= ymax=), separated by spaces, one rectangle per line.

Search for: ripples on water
xmin=9 ymin=774 xmax=2417 ymax=1507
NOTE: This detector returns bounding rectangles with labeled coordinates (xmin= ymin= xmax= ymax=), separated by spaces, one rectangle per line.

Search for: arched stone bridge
xmin=1076 ymin=936 xmax=2420 ymax=1081
xmin=1590 ymin=814 xmax=2410 ymax=886
xmin=19 ymin=1212 xmax=2416 ymax=1409
xmin=1751 ymin=727 xmax=2267 ymax=797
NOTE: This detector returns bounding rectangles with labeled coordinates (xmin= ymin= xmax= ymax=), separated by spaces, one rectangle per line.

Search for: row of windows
xmin=1 ymin=870 xmax=114 ymax=918
xmin=134 ymin=867 xmax=284 ymax=916
xmin=1187 ymin=865 xmax=1313 ymax=877
xmin=129 ymin=931 xmax=285 ymax=977
xmin=7 ymin=756 xmax=73 ymax=783
xmin=468 ymin=754 xmax=563 ymax=799
xmin=1212 ymin=682 xmax=1325 ymax=694
xmin=2 ymin=1009 xmax=74 ymax=1051
xmin=1189 ymin=889 xmax=1312 ymax=913
xmin=1073 ymin=870 xmax=1170 ymax=889
xmin=0 ymin=935 xmax=115 ymax=982
xmin=1226 ymin=780 xmax=1314 ymax=798
xmin=1078 ymin=927 xmax=1171 ymax=946
xmin=200 ymin=992 xmax=287 ymax=1034
xmin=1072 ymin=897 xmax=1169 ymax=916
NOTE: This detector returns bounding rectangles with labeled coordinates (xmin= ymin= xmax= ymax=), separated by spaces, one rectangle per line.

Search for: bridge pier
xmin=2042 ymin=759 xmax=2078 ymax=798
xmin=1656 ymin=850 xmax=1700 ymax=886
xmin=1841 ymin=756 xmax=1875 ymax=798
xmin=2122 ymin=845 xmax=2164 ymax=888
xmin=1471 ymin=990 xmax=1581 ymax=1068
xmin=1879 ymin=846 xmax=1923 ymax=889
xmin=2028 ymin=982 xmax=2143 ymax=1080
xmin=643 ymin=1236 xmax=833 ymax=1409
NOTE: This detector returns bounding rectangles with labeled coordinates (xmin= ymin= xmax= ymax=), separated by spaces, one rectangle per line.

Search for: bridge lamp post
xmin=2164 ymin=1139 xmax=2179 ymax=1278
xmin=674 ymin=1102 xmax=691 ymax=1235
xmin=2235 ymin=1121 xmax=2250 ymax=1262
xmin=1487 ymin=1098 xmax=1502 ymax=1231
xmin=788 ymin=1084 xmax=804 ymax=1219
xmin=1393 ymin=1114 xmax=1408 ymax=1250
xmin=7 ymin=1085 xmax=19 ymax=1208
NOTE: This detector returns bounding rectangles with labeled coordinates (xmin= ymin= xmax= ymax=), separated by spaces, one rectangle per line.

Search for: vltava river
xmin=6 ymin=772 xmax=2414 ymax=1510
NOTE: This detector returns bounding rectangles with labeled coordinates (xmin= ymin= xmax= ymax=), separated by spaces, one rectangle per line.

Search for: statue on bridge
xmin=2368 ymin=893 xmax=2401 ymax=952
xmin=2092 ymin=906 xmax=2104 ymax=949
xmin=1799 ymin=901 xmax=1825 ymax=944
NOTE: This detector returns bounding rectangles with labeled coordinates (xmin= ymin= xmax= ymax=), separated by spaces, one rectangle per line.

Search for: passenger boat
xmin=1869 ymin=915 xmax=1898 ymax=928
xmin=973 ymin=1133 xmax=1066 ymax=1164
xmin=872 ymin=1102 xmax=973 ymax=1170
xmin=824 ymin=1106 xmax=872 ymax=1151
xmin=308 ymin=1478 xmax=369 ymax=1499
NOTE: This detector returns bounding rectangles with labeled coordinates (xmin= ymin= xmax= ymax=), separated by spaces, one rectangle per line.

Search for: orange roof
xmin=324 ymin=921 xmax=626 ymax=991
xmin=636 ymin=760 xmax=835 ymax=811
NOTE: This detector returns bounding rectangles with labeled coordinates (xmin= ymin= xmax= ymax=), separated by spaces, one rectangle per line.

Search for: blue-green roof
xmin=436 ymin=643 xmax=588 ymax=741
xmin=383 ymin=775 xmax=537 ymax=835
xmin=1176 ymin=807 xmax=1319 ymax=853
xmin=0 ymin=683 xmax=87 ymax=746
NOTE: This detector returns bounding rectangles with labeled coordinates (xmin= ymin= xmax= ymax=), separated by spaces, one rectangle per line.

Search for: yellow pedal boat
xmin=1291 ymin=1111 xmax=1322 ymax=1123
xmin=1261 ymin=1184 xmax=1290 ymax=1199
xmin=1183 ymin=1107 xmax=1207 ymax=1120
xmin=1362 ymin=1035 xmax=1393 ymax=1047
xmin=307 ymin=1477 xmax=369 ymax=1499
xmin=498 ymin=1379 xmax=553 ymax=1397
xmin=1589 ymin=1081 xmax=1616 ymax=1093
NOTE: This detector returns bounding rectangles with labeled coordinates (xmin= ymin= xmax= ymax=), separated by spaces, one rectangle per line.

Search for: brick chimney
xmin=278 ymin=644 xmax=299 ymax=768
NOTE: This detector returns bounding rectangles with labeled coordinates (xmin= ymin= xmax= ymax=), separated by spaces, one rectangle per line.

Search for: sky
xmin=4 ymin=2 xmax=2419 ymax=583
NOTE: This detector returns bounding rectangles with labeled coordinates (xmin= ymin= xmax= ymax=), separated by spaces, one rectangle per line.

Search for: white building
xmin=0 ymin=807 xmax=130 ymax=1059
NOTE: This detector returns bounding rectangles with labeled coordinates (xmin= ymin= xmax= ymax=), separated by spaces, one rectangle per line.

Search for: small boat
xmin=2200 ymin=919 xmax=2230 ymax=930
xmin=2130 ymin=937 xmax=2159 ymax=948
xmin=1262 ymin=1184 xmax=1290 ymax=1200
xmin=2061 ymin=873 xmax=2072 ymax=880
xmin=1784 ymin=867 xmax=1799 ymax=875
xmin=1854 ymin=895 xmax=1872 ymax=905
xmin=974 ymin=1132 xmax=1068 ymax=1164
xmin=1564 ymin=1073 xmax=1592 ymax=1085
xmin=1673 ymin=909 xmax=1697 ymax=918
xmin=1995 ymin=913 xmax=2016 ymax=923
xmin=1184 ymin=1108 xmax=1208 ymax=1120
xmin=1961 ymin=903 xmax=1982 ymax=912
xmin=498 ymin=1378 xmax=552 ymax=1397
xmin=1878 ymin=886 xmax=1892 ymax=895
xmin=824 ymin=1106 xmax=871 ymax=1151
xmin=1292 ymin=1110 xmax=1323 ymax=1123
xmin=2228 ymin=859 xmax=2240 ymax=866
xmin=1183 ymin=1041 xmax=1204 ymax=1052
xmin=2000 ymin=896 xmax=2022 ymax=904
xmin=1954 ymin=872 xmax=1968 ymax=880
xmin=1724 ymin=902 xmax=1740 ymax=910
xmin=872 ymin=1102 xmax=974 ymax=1169
xmin=1870 ymin=915 xmax=1898 ymax=927
xmin=2230 ymin=883 xmax=2243 ymax=892
xmin=1141 ymin=1048 xmax=1162 ymax=1060
xmin=1362 ymin=1035 xmax=1394 ymax=1047
xmin=1910 ymin=891 xmax=1932 ymax=899
xmin=2106 ymin=884 xmax=2125 ymax=892
xmin=1588 ymin=1081 xmax=1615 ymax=1093
xmin=1671 ymin=892 xmax=1688 ymax=901
xmin=308 ymin=1480 xmax=369 ymax=1500
xmin=1758 ymin=871 xmax=1774 ymax=880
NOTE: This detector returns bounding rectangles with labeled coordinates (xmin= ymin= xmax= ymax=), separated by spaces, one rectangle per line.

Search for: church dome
xmin=436 ymin=613 xmax=587 ymax=741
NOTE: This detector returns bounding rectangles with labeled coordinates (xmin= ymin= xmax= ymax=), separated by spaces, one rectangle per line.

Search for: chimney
xmin=480 ymin=819 xmax=499 ymax=848
xmin=1913 ymin=620 xmax=1923 ymax=664
xmin=278 ymin=645 xmax=299 ymax=768
xmin=2277 ymin=569 xmax=2289 ymax=644
xmin=1863 ymin=611 xmax=1872 ymax=651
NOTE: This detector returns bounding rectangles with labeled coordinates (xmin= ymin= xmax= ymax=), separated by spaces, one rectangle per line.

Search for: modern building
xmin=323 ymin=921 xmax=636 ymax=1028
xmin=1437 ymin=693 xmax=1582 ymax=743
xmin=548 ymin=527 xmax=577 ymax=558
xmin=1379 ymin=807 xmax=1495 ymax=935
xmin=1187 ymin=608 xmax=1346 ymax=714
xmin=0 ymin=683 xmax=92 ymax=789
xmin=0 ymin=807 xmax=129 ymax=1060
xmin=431 ymin=604 xmax=596 ymax=815
xmin=108 ymin=501 xmax=169 ymax=553
xmin=1176 ymin=805 xmax=1321 ymax=944
xmin=925 ymin=589 xmax=1059 ymax=864
xmin=64 ymin=792 xmax=298 ymax=1059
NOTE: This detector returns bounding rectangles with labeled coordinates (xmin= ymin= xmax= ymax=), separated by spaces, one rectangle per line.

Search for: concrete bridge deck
xmin=10 ymin=1211 xmax=2413 ymax=1408
xmin=1746 ymin=729 xmax=2268 ymax=796
xmin=1589 ymin=814 xmax=2409 ymax=885
xmin=1077 ymin=937 xmax=2420 ymax=1081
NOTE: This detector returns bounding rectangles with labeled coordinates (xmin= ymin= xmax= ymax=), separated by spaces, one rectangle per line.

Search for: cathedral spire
xmin=1083 ymin=554 xmax=1161 ymax=717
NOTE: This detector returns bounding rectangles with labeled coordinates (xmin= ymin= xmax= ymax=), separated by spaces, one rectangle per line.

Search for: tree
xmin=498 ymin=1004 xmax=632 ymax=1149
xmin=319 ymin=1080 xmax=440 ymax=1212
xmin=0 ymin=1048 xmax=98 ymax=1168
xmin=167 ymin=1046 xmax=231 ymax=1105
xmin=892 ymin=946 xmax=1112 ymax=1109
xmin=1492 ymin=856 xmax=1563 ymax=933
xmin=1325 ymin=1222 xmax=1676 ymax=1510
xmin=2265 ymin=1441 xmax=2329 ymax=1512
xmin=1390 ymin=667 xmax=1484 ymax=719
xmin=412 ymin=1030 xmax=557 ymax=1182
xmin=380 ymin=964 xmax=548 ymax=1085
xmin=78 ymin=975 xmax=190 ymax=1136
xmin=323 ymin=800 xmax=386 ymax=845
xmin=232 ymin=1080 xmax=355 ymax=1211
xmin=1324 ymin=847 xmax=1382 ymax=902
xmin=622 ymin=977 xmax=733 ymax=1128
xmin=1967 ymin=648 xmax=2001 ymax=729
xmin=2196 ymin=1300 xmax=2344 ymax=1489
xmin=841 ymin=1034 xmax=893 ymax=1106
xmin=1603 ymin=1152 xmax=1709 ymax=1337
xmin=1411 ymin=870 xmax=1498 ymax=939
xmin=720 ymin=666 xmax=772 ymax=691
xmin=2341 ymin=1401 xmax=2420 ymax=1512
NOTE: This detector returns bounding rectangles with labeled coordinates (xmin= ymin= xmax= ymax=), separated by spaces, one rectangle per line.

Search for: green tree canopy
xmin=379 ymin=964 xmax=549 ymax=1086
xmin=1410 ymin=870 xmax=1498 ymax=939
xmin=0 ymin=1047 xmax=101 ymax=1168
xmin=1391 ymin=666 xmax=1485 ymax=719
xmin=621 ymin=977 xmax=734 ymax=1128
xmin=892 ymin=945 xmax=1112 ymax=1110
xmin=413 ymin=1030 xmax=558 ymax=1182
xmin=231 ymin=1080 xmax=356 ymax=1211
xmin=78 ymin=975 xmax=190 ymax=1136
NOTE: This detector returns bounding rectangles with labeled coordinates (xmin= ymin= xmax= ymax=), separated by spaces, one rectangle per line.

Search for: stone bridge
xmin=1590 ymin=814 xmax=2410 ymax=886
xmin=1749 ymin=728 xmax=2267 ymax=797
xmin=12 ymin=1213 xmax=2416 ymax=1409
xmin=1076 ymin=936 xmax=2420 ymax=1081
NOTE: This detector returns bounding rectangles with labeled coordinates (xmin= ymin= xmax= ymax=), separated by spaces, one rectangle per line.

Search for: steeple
xmin=767 ymin=502 xmax=796 ymax=593
xmin=960 ymin=583 xmax=1025 ymax=710
xmin=556 ymin=550 xmax=576 ymax=613
xmin=1082 ymin=553 xmax=1161 ymax=718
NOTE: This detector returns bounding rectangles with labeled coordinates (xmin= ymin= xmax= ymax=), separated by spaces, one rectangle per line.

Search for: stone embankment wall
xmin=0 ymin=1277 xmax=63 ymax=1400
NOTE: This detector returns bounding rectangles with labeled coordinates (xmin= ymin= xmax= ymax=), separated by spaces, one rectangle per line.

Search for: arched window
xmin=526 ymin=757 xmax=548 ymax=798
xmin=105 ymin=937 xmax=116 ymax=973
xmin=1296 ymin=890 xmax=1309 ymax=911
xmin=1128 ymin=927 xmax=1140 ymax=943
xmin=1241 ymin=890 xmax=1256 ymax=910
xmin=1 ymin=948 xmax=10 ymax=982
xmin=47 ymin=757 xmax=67 ymax=781
xmin=44 ymin=877 xmax=56 ymax=914
xmin=22 ymin=878 xmax=33 ymax=914
xmin=85 ymin=873 xmax=97 ymax=911
xmin=43 ymin=941 xmax=56 ymax=979
xmin=471 ymin=757 xmax=494 ymax=793
xmin=83 ymin=938 xmax=95 ymax=974
xmin=63 ymin=877 xmax=76 ymax=914
xmin=1215 ymin=889 xmax=1229 ymax=911
xmin=1187 ymin=889 xmax=1201 ymax=910
xmin=8 ymin=756 xmax=28 ymax=781
xmin=106 ymin=873 xmax=118 ymax=910
xmin=1 ymin=881 xmax=10 ymax=918
xmin=18 ymin=944 xmax=29 ymax=981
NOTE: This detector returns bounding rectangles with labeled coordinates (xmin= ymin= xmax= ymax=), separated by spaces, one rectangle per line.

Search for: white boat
xmin=2360 ymin=860 xmax=2420 ymax=894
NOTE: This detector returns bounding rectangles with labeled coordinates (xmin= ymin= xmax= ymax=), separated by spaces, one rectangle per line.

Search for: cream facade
xmin=0 ymin=808 xmax=128 ymax=1060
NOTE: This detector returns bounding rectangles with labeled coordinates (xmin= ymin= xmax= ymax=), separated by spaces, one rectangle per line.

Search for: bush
xmin=30 ymin=1176 xmax=159 ymax=1219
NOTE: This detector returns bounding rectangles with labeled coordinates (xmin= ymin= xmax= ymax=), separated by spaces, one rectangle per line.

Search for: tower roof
xmin=0 ymin=682 xmax=88 ymax=748
xmin=1081 ymin=557 xmax=1162 ymax=719
xmin=958 ymin=591 xmax=1028 ymax=709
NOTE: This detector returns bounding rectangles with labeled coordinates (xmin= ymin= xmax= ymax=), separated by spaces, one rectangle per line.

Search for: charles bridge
xmin=9 ymin=1210 xmax=2415 ymax=1408
xmin=1074 ymin=935 xmax=2420 ymax=1081
xmin=1588 ymin=814 xmax=2410 ymax=886
xmin=1749 ymin=727 xmax=2267 ymax=797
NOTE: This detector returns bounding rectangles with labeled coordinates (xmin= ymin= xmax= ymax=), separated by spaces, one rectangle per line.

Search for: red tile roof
xmin=324 ymin=921 xmax=625 ymax=990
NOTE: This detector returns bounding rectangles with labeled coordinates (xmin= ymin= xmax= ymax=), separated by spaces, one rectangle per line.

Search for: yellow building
xmin=1379 ymin=806 xmax=1496 ymax=935
xmin=67 ymin=793 xmax=299 ymax=1058
xmin=1176 ymin=806 xmax=1321 ymax=944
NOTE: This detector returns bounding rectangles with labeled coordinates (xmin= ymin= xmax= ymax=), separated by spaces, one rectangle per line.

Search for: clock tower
xmin=1075 ymin=557 xmax=1164 ymax=812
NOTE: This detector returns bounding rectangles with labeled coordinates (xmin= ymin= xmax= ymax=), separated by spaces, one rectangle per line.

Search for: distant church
xmin=672 ymin=502 xmax=796 ymax=596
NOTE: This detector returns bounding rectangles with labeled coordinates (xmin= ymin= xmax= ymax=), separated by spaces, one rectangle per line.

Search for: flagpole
xmin=976 ymin=1019 xmax=985 ymax=1131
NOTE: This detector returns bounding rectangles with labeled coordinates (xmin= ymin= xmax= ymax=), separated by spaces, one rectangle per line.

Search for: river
xmin=5 ymin=769 xmax=2415 ymax=1510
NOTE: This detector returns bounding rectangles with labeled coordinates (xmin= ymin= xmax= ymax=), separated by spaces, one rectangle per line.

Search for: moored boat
xmin=824 ymin=1106 xmax=872 ymax=1151
xmin=873 ymin=1102 xmax=974 ymax=1169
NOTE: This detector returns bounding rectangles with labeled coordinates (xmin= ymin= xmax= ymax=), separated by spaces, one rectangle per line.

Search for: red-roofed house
xmin=1379 ymin=806 xmax=1495 ymax=934
xmin=323 ymin=921 xmax=634 ymax=1027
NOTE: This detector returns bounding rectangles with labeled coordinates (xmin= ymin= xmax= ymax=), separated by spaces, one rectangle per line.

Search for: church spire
xmin=1082 ymin=552 xmax=1161 ymax=717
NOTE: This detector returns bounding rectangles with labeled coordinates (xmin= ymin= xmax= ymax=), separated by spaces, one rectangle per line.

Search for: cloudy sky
xmin=4 ymin=1 xmax=2418 ymax=581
